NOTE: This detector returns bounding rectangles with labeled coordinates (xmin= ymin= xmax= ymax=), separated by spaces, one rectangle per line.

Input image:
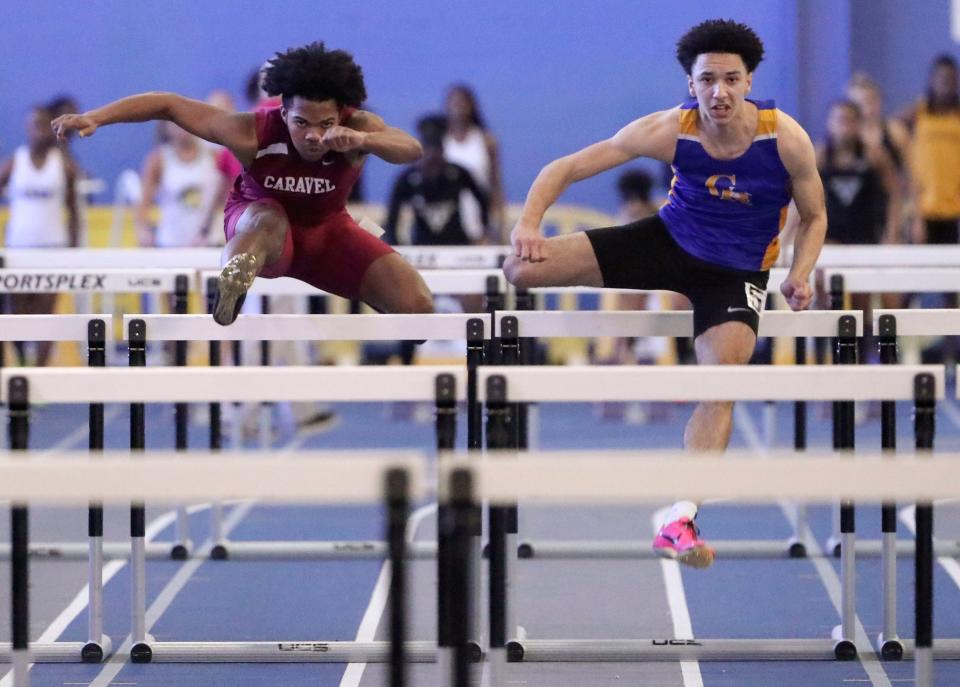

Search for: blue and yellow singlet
xmin=658 ymin=99 xmax=792 ymax=272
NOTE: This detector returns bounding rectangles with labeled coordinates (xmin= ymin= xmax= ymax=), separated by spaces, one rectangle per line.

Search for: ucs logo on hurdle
xmin=651 ymin=639 xmax=703 ymax=646
xmin=277 ymin=642 xmax=331 ymax=652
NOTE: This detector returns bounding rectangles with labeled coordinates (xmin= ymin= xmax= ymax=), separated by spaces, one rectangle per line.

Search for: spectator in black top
xmin=817 ymin=99 xmax=899 ymax=365
xmin=384 ymin=114 xmax=488 ymax=246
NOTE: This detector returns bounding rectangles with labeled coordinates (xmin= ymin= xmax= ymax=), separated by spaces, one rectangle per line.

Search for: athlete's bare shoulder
xmin=612 ymin=106 xmax=681 ymax=163
xmin=775 ymin=109 xmax=817 ymax=175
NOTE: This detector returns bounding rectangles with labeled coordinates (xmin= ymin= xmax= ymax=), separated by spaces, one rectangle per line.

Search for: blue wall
xmin=6 ymin=1 xmax=951 ymax=214
xmin=852 ymin=0 xmax=960 ymax=115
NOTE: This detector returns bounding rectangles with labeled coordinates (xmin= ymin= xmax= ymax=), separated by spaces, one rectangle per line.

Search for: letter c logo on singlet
xmin=705 ymin=174 xmax=752 ymax=205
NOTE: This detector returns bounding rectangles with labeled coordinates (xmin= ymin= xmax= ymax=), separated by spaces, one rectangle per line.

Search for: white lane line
xmin=900 ymin=504 xmax=960 ymax=590
xmin=940 ymin=397 xmax=960 ymax=432
xmin=39 ymin=405 xmax=123 ymax=454
xmin=653 ymin=506 xmax=704 ymax=687
xmin=735 ymin=403 xmax=892 ymax=687
xmin=86 ymin=501 xmax=255 ymax=687
xmin=338 ymin=502 xmax=437 ymax=687
xmin=0 ymin=506 xmax=184 ymax=687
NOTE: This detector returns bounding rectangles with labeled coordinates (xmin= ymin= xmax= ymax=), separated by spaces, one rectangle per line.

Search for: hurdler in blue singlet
xmin=658 ymin=98 xmax=792 ymax=272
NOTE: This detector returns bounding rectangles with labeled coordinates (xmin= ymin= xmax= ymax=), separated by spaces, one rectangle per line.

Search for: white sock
xmin=665 ymin=500 xmax=698 ymax=525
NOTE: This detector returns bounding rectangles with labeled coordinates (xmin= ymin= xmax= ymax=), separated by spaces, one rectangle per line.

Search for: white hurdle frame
xmin=0 ymin=366 xmax=466 ymax=666
xmin=814 ymin=244 xmax=960 ymax=267
xmin=121 ymin=312 xmax=487 ymax=559
xmin=865 ymin=309 xmax=960 ymax=666
xmin=198 ymin=268 xmax=505 ymax=299
xmin=494 ymin=309 xmax=862 ymax=562
xmin=0 ymin=316 xmax=115 ymax=666
xmin=476 ymin=364 xmax=944 ymax=665
xmin=0 ymin=245 xmax=509 ymax=270
xmin=824 ymin=267 xmax=960 ymax=294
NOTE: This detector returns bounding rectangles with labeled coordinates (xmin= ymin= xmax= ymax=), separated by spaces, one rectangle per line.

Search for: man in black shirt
xmin=384 ymin=115 xmax=488 ymax=246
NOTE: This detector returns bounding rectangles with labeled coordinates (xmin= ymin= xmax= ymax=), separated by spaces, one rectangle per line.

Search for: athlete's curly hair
xmin=262 ymin=42 xmax=367 ymax=108
xmin=676 ymin=19 xmax=765 ymax=74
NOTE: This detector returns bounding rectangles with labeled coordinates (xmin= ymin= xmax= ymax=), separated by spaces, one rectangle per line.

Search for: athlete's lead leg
xmin=214 ymin=202 xmax=290 ymax=326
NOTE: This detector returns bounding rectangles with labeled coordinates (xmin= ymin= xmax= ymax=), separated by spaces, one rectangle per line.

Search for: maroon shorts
xmin=224 ymin=199 xmax=395 ymax=299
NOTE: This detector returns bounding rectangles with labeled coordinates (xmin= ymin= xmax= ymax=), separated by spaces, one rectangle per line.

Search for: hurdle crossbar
xmin=0 ymin=247 xmax=220 ymax=269
xmin=123 ymin=313 xmax=488 ymax=342
xmin=199 ymin=268 xmax=504 ymax=297
xmin=0 ymin=315 xmax=112 ymax=341
xmin=528 ymin=267 xmax=799 ymax=296
xmin=0 ymin=268 xmax=191 ymax=294
xmin=0 ymin=453 xmax=426 ymax=504
xmin=0 ymin=366 xmax=469 ymax=403
xmin=814 ymin=245 xmax=960 ymax=267
xmin=476 ymin=365 xmax=943 ymax=402
xmin=397 ymin=245 xmax=510 ymax=269
xmin=824 ymin=267 xmax=960 ymax=293
xmin=2 ymin=451 xmax=959 ymax=506
xmin=873 ymin=309 xmax=960 ymax=336
xmin=497 ymin=309 xmax=862 ymax=338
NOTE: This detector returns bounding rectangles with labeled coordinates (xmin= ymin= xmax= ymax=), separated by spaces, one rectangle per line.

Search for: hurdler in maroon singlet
xmin=223 ymin=107 xmax=394 ymax=298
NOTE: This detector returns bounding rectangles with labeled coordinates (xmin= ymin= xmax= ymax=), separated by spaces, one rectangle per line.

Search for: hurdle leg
xmin=877 ymin=314 xmax=902 ymax=658
xmin=914 ymin=373 xmax=936 ymax=687
xmin=83 ymin=318 xmax=112 ymax=661
xmin=788 ymin=336 xmax=808 ymax=557
xmin=204 ymin=278 xmax=228 ymax=559
xmin=386 ymin=468 xmax=410 ymax=687
xmin=831 ymin=313 xmax=857 ymax=658
xmin=9 ymin=376 xmax=31 ymax=686
xmin=128 ymin=319 xmax=153 ymax=661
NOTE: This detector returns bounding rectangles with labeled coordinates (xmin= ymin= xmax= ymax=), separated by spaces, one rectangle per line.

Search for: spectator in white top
xmin=135 ymin=121 xmax=220 ymax=247
xmin=0 ymin=104 xmax=80 ymax=365
xmin=443 ymin=83 xmax=506 ymax=241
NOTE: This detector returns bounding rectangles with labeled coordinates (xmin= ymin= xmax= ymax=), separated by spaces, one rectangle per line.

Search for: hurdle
xmin=0 ymin=366 xmax=469 ymax=667
xmin=864 ymin=309 xmax=960 ymax=661
xmin=822 ymin=268 xmax=960 ymax=555
xmin=0 ymin=315 xmax=115 ymax=664
xmin=0 ymin=245 xmax=511 ymax=270
xmin=475 ymin=364 xmax=944 ymax=665
xmin=488 ymin=309 xmax=862 ymax=561
xmin=123 ymin=313 xmax=492 ymax=664
xmin=814 ymin=244 xmax=960 ymax=267
xmin=121 ymin=312 xmax=487 ymax=558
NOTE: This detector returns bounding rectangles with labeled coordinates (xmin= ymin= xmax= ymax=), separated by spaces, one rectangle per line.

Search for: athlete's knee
xmin=396 ymin=283 xmax=434 ymax=314
xmin=502 ymin=256 xmax=538 ymax=289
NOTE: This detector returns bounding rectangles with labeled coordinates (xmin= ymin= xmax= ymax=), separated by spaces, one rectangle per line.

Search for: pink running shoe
xmin=653 ymin=517 xmax=716 ymax=569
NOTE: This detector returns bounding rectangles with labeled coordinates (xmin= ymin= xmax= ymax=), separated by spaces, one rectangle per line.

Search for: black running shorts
xmin=586 ymin=214 xmax=769 ymax=338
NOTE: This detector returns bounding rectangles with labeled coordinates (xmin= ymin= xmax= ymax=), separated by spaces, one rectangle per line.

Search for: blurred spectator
xmin=900 ymin=54 xmax=960 ymax=245
xmin=819 ymin=100 xmax=899 ymax=247
xmin=135 ymin=121 xmax=220 ymax=247
xmin=847 ymin=75 xmax=909 ymax=172
xmin=384 ymin=114 xmax=488 ymax=246
xmin=818 ymin=99 xmax=900 ymax=363
xmin=0 ymin=104 xmax=80 ymax=365
xmin=606 ymin=169 xmax=664 ymax=364
xmin=444 ymin=84 xmax=505 ymax=241
xmin=47 ymin=94 xmax=94 ymax=243
xmin=381 ymin=114 xmax=489 ymax=367
xmin=594 ymin=169 xmax=665 ymax=423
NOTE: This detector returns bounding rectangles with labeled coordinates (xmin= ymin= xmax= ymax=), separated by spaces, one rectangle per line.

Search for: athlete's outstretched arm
xmin=331 ymin=111 xmax=421 ymax=164
xmin=777 ymin=112 xmax=827 ymax=311
xmin=51 ymin=93 xmax=257 ymax=164
xmin=512 ymin=108 xmax=678 ymax=261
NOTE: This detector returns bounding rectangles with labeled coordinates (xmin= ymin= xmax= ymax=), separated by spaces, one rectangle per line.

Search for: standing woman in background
xmin=0 ymin=104 xmax=80 ymax=365
xmin=136 ymin=121 xmax=221 ymax=248
xmin=443 ymin=83 xmax=506 ymax=241
xmin=817 ymin=99 xmax=899 ymax=364
xmin=901 ymin=54 xmax=960 ymax=245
